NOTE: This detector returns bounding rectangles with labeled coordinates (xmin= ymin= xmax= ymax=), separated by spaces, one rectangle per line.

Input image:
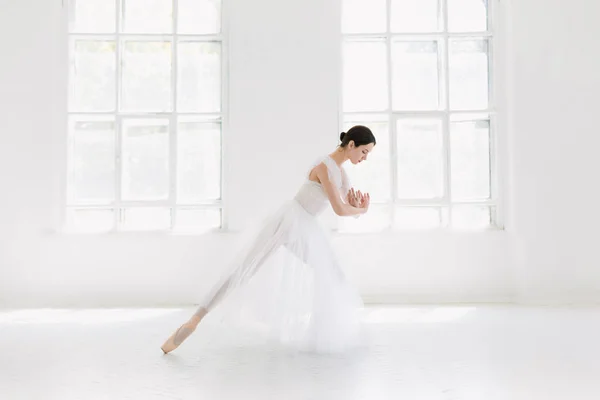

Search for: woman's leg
xmin=161 ymin=224 xmax=285 ymax=354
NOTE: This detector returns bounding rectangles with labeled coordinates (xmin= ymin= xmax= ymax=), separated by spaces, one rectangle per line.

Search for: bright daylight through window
xmin=66 ymin=0 xmax=223 ymax=233
xmin=341 ymin=0 xmax=498 ymax=232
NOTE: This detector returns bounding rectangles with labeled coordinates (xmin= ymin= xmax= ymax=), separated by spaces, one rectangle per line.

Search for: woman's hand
xmin=347 ymin=188 xmax=359 ymax=207
xmin=360 ymin=192 xmax=370 ymax=212
xmin=347 ymin=188 xmax=370 ymax=211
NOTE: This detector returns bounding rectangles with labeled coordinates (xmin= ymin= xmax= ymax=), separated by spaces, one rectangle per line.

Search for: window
xmin=66 ymin=0 xmax=224 ymax=233
xmin=341 ymin=0 xmax=499 ymax=232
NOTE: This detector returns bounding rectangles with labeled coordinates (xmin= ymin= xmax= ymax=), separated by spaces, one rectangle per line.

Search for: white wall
xmin=1 ymin=0 xmax=597 ymax=308
xmin=508 ymin=0 xmax=600 ymax=304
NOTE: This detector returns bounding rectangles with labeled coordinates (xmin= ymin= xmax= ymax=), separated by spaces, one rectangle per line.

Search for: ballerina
xmin=161 ymin=125 xmax=376 ymax=354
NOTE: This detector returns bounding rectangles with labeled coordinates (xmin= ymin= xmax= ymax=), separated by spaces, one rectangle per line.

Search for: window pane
xmin=452 ymin=206 xmax=492 ymax=229
xmin=342 ymin=117 xmax=390 ymax=201
xmin=70 ymin=40 xmax=116 ymax=112
xmin=68 ymin=117 xmax=115 ymax=204
xmin=69 ymin=0 xmax=115 ymax=33
xmin=121 ymin=208 xmax=171 ymax=231
xmin=122 ymin=119 xmax=169 ymax=201
xmin=342 ymin=0 xmax=386 ymax=34
xmin=178 ymin=0 xmax=221 ymax=34
xmin=122 ymin=0 xmax=172 ymax=33
xmin=449 ymin=39 xmax=489 ymax=110
xmin=343 ymin=40 xmax=388 ymax=112
xmin=122 ymin=41 xmax=172 ymax=112
xmin=175 ymin=209 xmax=221 ymax=232
xmin=178 ymin=42 xmax=221 ymax=113
xmin=396 ymin=119 xmax=444 ymax=199
xmin=338 ymin=204 xmax=391 ymax=233
xmin=66 ymin=208 xmax=114 ymax=233
xmin=392 ymin=41 xmax=440 ymax=111
xmin=451 ymin=118 xmax=490 ymax=200
xmin=177 ymin=118 xmax=221 ymax=202
xmin=394 ymin=207 xmax=441 ymax=229
xmin=448 ymin=0 xmax=488 ymax=32
xmin=391 ymin=0 xmax=441 ymax=32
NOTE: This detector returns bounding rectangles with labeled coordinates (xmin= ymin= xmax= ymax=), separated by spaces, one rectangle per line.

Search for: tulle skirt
xmin=198 ymin=200 xmax=364 ymax=354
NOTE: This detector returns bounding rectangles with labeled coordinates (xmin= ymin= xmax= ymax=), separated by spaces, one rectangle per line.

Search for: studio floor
xmin=1 ymin=305 xmax=599 ymax=400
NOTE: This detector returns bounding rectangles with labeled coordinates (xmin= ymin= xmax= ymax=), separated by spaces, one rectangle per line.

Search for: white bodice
xmin=294 ymin=156 xmax=349 ymax=216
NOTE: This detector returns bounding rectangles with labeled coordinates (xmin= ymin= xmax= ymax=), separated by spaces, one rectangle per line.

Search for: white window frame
xmin=64 ymin=0 xmax=228 ymax=233
xmin=340 ymin=0 xmax=502 ymax=231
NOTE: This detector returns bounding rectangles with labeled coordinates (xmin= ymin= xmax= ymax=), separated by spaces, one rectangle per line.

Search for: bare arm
xmin=313 ymin=163 xmax=367 ymax=217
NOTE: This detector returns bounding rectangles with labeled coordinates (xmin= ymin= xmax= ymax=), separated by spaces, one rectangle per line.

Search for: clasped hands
xmin=346 ymin=188 xmax=370 ymax=210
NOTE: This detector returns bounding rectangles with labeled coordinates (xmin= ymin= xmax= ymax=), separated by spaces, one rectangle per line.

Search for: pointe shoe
xmin=161 ymin=322 xmax=197 ymax=354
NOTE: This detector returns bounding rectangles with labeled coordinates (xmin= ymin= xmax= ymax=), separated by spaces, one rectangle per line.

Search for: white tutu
xmin=196 ymin=156 xmax=365 ymax=353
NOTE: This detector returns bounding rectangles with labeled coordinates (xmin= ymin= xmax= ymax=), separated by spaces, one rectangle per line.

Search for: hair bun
xmin=340 ymin=131 xmax=346 ymax=141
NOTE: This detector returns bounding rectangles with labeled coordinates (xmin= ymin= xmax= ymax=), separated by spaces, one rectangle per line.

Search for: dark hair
xmin=339 ymin=125 xmax=376 ymax=148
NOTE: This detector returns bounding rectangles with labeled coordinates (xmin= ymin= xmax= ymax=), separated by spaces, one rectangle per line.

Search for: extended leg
xmin=161 ymin=223 xmax=285 ymax=354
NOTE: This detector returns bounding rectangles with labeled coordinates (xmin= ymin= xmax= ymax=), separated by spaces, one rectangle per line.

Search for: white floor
xmin=1 ymin=305 xmax=599 ymax=400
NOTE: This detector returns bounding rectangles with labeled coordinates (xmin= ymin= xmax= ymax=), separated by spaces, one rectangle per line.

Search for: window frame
xmin=64 ymin=0 xmax=228 ymax=233
xmin=340 ymin=0 xmax=502 ymax=231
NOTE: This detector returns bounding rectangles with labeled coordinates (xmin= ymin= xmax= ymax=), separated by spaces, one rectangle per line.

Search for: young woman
xmin=161 ymin=125 xmax=376 ymax=354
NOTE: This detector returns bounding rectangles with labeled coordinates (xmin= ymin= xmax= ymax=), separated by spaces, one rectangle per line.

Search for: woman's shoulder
xmin=321 ymin=155 xmax=344 ymax=185
xmin=321 ymin=155 xmax=338 ymax=169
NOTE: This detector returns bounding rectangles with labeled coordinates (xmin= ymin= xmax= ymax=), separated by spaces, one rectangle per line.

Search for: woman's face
xmin=346 ymin=141 xmax=375 ymax=165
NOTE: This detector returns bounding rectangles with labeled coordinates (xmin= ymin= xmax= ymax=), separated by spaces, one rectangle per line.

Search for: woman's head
xmin=339 ymin=125 xmax=376 ymax=164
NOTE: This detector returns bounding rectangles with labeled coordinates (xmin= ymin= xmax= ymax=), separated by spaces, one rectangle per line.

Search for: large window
xmin=341 ymin=0 xmax=499 ymax=232
xmin=66 ymin=0 xmax=224 ymax=233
